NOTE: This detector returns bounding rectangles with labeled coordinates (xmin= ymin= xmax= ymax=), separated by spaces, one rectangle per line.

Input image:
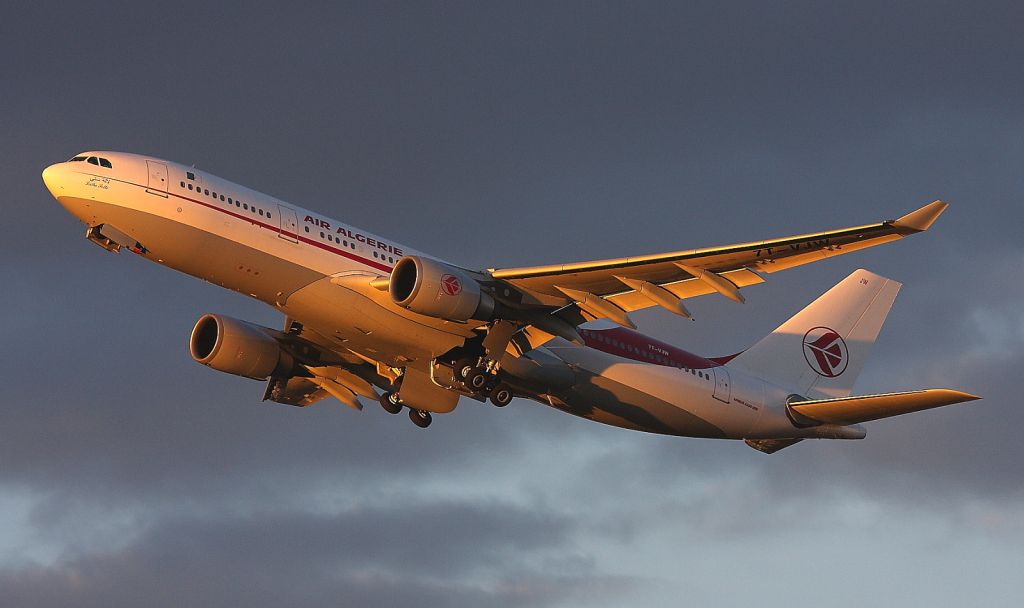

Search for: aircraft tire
xmin=465 ymin=370 xmax=489 ymax=391
xmin=489 ymin=384 xmax=513 ymax=407
xmin=455 ymin=358 xmax=478 ymax=380
xmin=409 ymin=409 xmax=432 ymax=428
xmin=379 ymin=391 xmax=403 ymax=414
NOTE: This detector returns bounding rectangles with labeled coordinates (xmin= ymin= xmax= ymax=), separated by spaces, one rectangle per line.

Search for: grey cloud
xmin=0 ymin=500 xmax=637 ymax=608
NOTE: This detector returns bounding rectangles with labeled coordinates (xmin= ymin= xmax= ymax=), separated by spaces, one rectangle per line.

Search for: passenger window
xmin=212 ymin=192 xmax=217 ymax=198
xmin=243 ymin=204 xmax=248 ymax=210
xmin=204 ymin=189 xmax=209 ymax=195
xmin=188 ymin=184 xmax=193 ymax=190
xmin=228 ymin=197 xmax=232 ymax=204
xmin=267 ymin=212 xmax=271 ymax=219
xmin=87 ymin=157 xmax=99 ymax=165
xmin=305 ymin=226 xmax=310 ymax=232
xmin=99 ymin=158 xmax=112 ymax=168
xmin=180 ymin=181 xmax=186 ymax=188
xmin=220 ymin=195 xmax=225 ymax=201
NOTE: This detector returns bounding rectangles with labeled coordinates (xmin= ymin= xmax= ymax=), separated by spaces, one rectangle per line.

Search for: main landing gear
xmin=454 ymin=357 xmax=514 ymax=407
xmin=409 ymin=408 xmax=432 ymax=428
xmin=489 ymin=384 xmax=513 ymax=407
xmin=378 ymin=391 xmax=403 ymax=415
xmin=378 ymin=391 xmax=433 ymax=428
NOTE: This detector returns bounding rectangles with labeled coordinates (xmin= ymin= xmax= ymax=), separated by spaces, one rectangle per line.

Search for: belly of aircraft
xmin=540 ymin=343 xmax=729 ymax=439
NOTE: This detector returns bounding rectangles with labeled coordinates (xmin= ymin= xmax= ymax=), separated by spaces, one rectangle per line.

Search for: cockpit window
xmin=99 ymin=158 xmax=112 ymax=168
xmin=87 ymin=157 xmax=99 ymax=165
xmin=68 ymin=156 xmax=87 ymax=162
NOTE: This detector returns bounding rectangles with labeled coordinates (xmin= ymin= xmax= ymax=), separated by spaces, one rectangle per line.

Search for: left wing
xmin=489 ymin=201 xmax=947 ymax=323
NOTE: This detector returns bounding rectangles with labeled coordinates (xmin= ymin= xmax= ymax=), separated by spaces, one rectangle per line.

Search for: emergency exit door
xmin=278 ymin=205 xmax=299 ymax=243
xmin=145 ymin=161 xmax=168 ymax=197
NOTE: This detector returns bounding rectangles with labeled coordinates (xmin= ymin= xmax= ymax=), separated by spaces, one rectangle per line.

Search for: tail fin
xmin=729 ymin=269 xmax=901 ymax=399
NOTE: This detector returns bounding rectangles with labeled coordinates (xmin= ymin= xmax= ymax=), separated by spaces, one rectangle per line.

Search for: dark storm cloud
xmin=3 ymin=1 xmax=1024 ymax=606
xmin=1 ymin=500 xmax=638 ymax=608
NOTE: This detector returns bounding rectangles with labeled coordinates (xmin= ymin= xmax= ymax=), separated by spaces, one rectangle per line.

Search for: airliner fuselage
xmin=42 ymin=151 xmax=976 ymax=453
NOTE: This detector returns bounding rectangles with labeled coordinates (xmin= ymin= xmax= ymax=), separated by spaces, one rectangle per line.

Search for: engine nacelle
xmin=389 ymin=256 xmax=495 ymax=322
xmin=189 ymin=314 xmax=294 ymax=380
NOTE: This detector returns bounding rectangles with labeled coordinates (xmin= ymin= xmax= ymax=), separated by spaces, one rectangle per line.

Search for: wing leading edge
xmin=489 ymin=201 xmax=948 ymax=320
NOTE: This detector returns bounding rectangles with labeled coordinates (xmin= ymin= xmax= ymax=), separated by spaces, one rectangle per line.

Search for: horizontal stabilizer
xmin=789 ymin=388 xmax=980 ymax=425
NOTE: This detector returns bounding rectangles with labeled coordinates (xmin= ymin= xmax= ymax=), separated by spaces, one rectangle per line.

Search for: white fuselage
xmin=43 ymin=151 xmax=839 ymax=441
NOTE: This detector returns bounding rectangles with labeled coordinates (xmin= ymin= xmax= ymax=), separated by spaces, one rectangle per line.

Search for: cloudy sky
xmin=3 ymin=2 xmax=1022 ymax=605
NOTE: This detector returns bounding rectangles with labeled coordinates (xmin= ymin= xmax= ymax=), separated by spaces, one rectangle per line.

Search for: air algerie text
xmin=304 ymin=216 xmax=403 ymax=256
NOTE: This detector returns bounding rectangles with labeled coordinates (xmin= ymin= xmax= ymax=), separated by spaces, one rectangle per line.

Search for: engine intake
xmin=189 ymin=314 xmax=294 ymax=380
xmin=389 ymin=256 xmax=495 ymax=322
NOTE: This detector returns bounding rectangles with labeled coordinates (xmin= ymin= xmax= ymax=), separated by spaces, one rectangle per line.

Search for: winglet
xmin=892 ymin=200 xmax=948 ymax=232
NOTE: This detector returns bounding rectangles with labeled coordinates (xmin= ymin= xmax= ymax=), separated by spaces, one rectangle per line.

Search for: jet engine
xmin=189 ymin=314 xmax=294 ymax=380
xmin=389 ymin=256 xmax=495 ymax=322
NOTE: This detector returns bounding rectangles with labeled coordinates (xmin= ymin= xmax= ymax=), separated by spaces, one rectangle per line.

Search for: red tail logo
xmin=802 ymin=327 xmax=849 ymax=377
xmin=440 ymin=274 xmax=462 ymax=296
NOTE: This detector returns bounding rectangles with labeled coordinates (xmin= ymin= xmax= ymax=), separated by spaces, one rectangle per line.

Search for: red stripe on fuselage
xmin=94 ymin=170 xmax=396 ymax=274
xmin=580 ymin=326 xmax=719 ymax=369
xmin=173 ymin=191 xmax=394 ymax=273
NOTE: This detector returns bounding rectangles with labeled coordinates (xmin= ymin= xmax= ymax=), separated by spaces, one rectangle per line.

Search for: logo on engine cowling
xmin=802 ymin=326 xmax=848 ymax=377
xmin=440 ymin=274 xmax=462 ymax=296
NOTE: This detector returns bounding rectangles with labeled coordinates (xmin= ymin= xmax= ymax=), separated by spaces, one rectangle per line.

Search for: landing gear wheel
xmin=409 ymin=409 xmax=432 ymax=428
xmin=489 ymin=385 xmax=513 ymax=407
xmin=455 ymin=358 xmax=478 ymax=381
xmin=464 ymin=369 xmax=490 ymax=391
xmin=489 ymin=384 xmax=513 ymax=407
xmin=379 ymin=391 xmax=403 ymax=414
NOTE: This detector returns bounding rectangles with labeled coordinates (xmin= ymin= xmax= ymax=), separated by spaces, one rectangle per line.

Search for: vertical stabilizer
xmin=729 ymin=270 xmax=901 ymax=399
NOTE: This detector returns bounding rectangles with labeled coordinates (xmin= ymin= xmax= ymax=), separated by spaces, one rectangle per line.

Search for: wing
xmin=263 ymin=376 xmax=330 ymax=407
xmin=262 ymin=318 xmax=390 ymax=410
xmin=489 ymin=201 xmax=948 ymax=322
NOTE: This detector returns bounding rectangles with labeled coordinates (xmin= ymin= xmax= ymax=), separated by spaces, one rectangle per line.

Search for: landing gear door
xmin=712 ymin=366 xmax=731 ymax=403
xmin=278 ymin=205 xmax=299 ymax=243
xmin=145 ymin=161 xmax=168 ymax=197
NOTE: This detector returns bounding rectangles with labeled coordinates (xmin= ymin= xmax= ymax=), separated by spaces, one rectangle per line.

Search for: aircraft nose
xmin=41 ymin=163 xmax=63 ymax=196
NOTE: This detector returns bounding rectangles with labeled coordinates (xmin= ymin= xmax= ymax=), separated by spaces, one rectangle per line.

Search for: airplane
xmin=41 ymin=151 xmax=979 ymax=453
